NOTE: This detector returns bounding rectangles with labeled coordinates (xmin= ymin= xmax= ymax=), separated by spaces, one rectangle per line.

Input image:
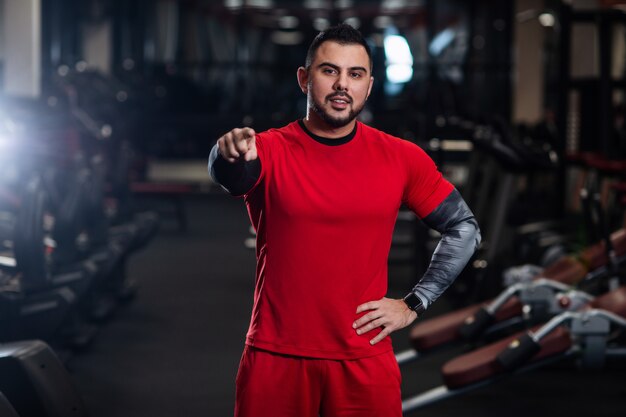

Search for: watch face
xmin=404 ymin=293 xmax=423 ymax=311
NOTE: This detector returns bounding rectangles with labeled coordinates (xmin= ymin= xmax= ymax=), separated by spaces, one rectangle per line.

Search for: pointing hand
xmin=217 ymin=127 xmax=258 ymax=163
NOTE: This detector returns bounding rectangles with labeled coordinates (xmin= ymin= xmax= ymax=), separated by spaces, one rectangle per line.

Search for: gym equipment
xmin=455 ymin=186 xmax=625 ymax=343
xmin=0 ymin=101 xmax=99 ymax=344
xmin=456 ymin=279 xmax=593 ymax=341
xmin=0 ymin=340 xmax=88 ymax=417
xmin=432 ymin=117 xmax=564 ymax=303
xmin=396 ymin=229 xmax=626 ymax=365
xmin=402 ymin=186 xmax=623 ymax=409
xmin=0 ymin=264 xmax=98 ymax=343
xmin=0 ymin=82 xmax=157 ymax=347
xmin=0 ymin=392 xmax=19 ymax=417
xmin=402 ymin=286 xmax=626 ymax=412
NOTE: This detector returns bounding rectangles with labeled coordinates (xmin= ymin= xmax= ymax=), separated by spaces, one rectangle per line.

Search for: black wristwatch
xmin=403 ymin=292 xmax=426 ymax=315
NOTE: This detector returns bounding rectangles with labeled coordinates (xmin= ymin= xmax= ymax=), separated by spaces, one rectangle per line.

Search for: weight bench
xmin=402 ymin=286 xmax=626 ymax=412
xmin=396 ymin=229 xmax=626 ymax=364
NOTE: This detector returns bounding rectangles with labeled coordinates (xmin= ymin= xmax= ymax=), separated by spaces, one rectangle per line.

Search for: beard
xmin=308 ymin=89 xmax=366 ymax=129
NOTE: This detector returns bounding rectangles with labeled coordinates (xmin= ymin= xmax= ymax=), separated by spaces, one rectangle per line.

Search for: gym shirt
xmin=240 ymin=120 xmax=453 ymax=359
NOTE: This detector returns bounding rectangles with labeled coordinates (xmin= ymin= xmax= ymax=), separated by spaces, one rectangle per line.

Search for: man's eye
xmin=351 ymin=72 xmax=362 ymax=78
xmin=323 ymin=68 xmax=336 ymax=74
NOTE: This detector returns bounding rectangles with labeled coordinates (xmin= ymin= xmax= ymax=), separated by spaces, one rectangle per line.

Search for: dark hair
xmin=305 ymin=23 xmax=372 ymax=70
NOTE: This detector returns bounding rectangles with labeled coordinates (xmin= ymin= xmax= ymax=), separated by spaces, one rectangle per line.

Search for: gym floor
xmin=68 ymin=195 xmax=626 ymax=417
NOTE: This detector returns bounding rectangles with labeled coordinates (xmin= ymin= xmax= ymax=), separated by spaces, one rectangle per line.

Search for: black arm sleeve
xmin=208 ymin=144 xmax=261 ymax=196
xmin=410 ymin=189 xmax=481 ymax=309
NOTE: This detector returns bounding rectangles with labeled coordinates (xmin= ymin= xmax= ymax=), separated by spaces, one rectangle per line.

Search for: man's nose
xmin=333 ymin=73 xmax=348 ymax=91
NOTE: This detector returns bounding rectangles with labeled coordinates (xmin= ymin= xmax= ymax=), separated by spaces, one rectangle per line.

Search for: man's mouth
xmin=328 ymin=95 xmax=351 ymax=109
xmin=328 ymin=96 xmax=351 ymax=104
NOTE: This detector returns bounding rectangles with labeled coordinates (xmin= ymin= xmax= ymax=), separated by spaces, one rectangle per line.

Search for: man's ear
xmin=366 ymin=76 xmax=374 ymax=100
xmin=297 ymin=66 xmax=309 ymax=94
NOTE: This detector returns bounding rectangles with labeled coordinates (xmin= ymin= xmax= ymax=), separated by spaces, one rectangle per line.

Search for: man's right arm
xmin=208 ymin=127 xmax=261 ymax=196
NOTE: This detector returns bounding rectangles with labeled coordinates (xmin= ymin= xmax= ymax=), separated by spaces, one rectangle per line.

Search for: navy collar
xmin=298 ymin=119 xmax=357 ymax=146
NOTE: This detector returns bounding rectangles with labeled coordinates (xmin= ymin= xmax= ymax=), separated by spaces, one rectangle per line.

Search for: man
xmin=209 ymin=24 xmax=480 ymax=417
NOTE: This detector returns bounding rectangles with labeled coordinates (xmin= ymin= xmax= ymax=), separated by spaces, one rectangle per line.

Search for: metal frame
xmin=402 ymin=305 xmax=626 ymax=414
xmin=395 ymin=279 xmax=592 ymax=366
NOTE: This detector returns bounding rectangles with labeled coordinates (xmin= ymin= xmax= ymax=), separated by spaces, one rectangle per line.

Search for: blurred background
xmin=0 ymin=0 xmax=625 ymax=416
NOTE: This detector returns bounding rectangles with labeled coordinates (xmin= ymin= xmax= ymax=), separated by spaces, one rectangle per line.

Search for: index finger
xmin=241 ymin=127 xmax=256 ymax=140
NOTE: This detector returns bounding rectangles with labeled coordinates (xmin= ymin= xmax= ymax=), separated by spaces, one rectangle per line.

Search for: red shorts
xmin=234 ymin=346 xmax=402 ymax=417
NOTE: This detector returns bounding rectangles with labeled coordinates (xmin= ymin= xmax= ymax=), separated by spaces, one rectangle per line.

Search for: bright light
xmin=101 ymin=124 xmax=113 ymax=138
xmin=0 ymin=255 xmax=16 ymax=268
xmin=386 ymin=65 xmax=413 ymax=83
xmin=384 ymin=35 xmax=412 ymax=65
xmin=429 ymin=28 xmax=455 ymax=56
xmin=384 ymin=34 xmax=413 ymax=84
xmin=538 ymin=12 xmax=555 ymax=27
xmin=0 ymin=134 xmax=10 ymax=151
xmin=0 ymin=114 xmax=17 ymax=152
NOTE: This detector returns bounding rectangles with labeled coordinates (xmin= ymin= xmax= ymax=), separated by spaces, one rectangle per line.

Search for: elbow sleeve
xmin=411 ymin=189 xmax=481 ymax=308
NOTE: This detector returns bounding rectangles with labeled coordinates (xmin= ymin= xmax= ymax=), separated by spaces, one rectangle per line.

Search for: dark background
xmin=0 ymin=0 xmax=625 ymax=416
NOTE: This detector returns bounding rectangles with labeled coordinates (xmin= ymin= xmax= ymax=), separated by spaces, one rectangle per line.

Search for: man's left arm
xmin=353 ymin=189 xmax=481 ymax=345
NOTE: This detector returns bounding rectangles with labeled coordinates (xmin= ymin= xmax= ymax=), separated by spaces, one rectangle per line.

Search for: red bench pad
xmin=579 ymin=229 xmax=626 ymax=270
xmin=408 ymin=257 xmax=586 ymax=352
xmin=541 ymin=256 xmax=588 ymax=284
xmin=409 ymin=298 xmax=523 ymax=352
xmin=406 ymin=230 xmax=626 ymax=353
xmin=590 ymin=286 xmax=626 ymax=318
xmin=442 ymin=326 xmax=572 ymax=389
xmin=442 ymin=286 xmax=626 ymax=389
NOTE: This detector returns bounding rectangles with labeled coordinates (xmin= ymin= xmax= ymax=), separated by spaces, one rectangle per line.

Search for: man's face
xmin=299 ymin=41 xmax=373 ymax=129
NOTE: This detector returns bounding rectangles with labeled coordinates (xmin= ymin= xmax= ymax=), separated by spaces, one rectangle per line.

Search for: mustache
xmin=326 ymin=92 xmax=352 ymax=103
